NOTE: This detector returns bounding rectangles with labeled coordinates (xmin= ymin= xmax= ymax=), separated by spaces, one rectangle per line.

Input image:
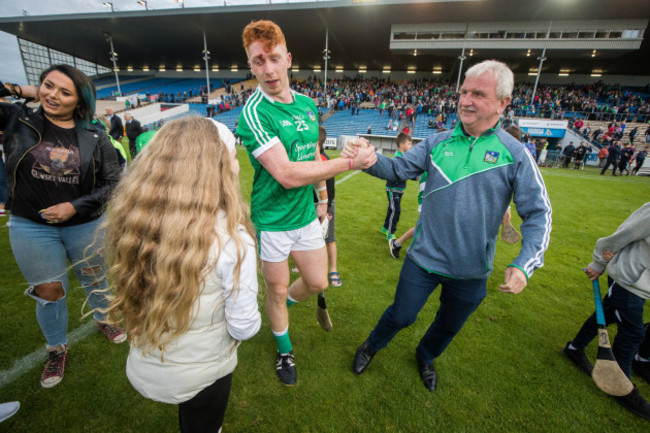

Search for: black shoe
xmin=353 ymin=339 xmax=377 ymax=375
xmin=276 ymin=351 xmax=297 ymax=386
xmin=615 ymin=386 xmax=650 ymax=420
xmin=633 ymin=359 xmax=650 ymax=385
xmin=416 ymin=357 xmax=437 ymax=391
xmin=389 ymin=238 xmax=401 ymax=259
xmin=563 ymin=342 xmax=593 ymax=375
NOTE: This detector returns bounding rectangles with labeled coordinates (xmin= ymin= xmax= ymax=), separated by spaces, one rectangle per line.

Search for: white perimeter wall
xmin=116 ymin=103 xmax=189 ymax=125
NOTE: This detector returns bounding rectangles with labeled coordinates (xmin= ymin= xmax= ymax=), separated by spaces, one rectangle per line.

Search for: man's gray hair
xmin=465 ymin=60 xmax=514 ymax=100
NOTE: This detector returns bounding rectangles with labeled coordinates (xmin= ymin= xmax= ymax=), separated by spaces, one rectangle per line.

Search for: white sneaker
xmin=0 ymin=401 xmax=20 ymax=423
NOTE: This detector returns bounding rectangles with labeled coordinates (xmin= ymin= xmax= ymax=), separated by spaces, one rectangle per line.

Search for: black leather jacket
xmin=0 ymin=102 xmax=121 ymax=219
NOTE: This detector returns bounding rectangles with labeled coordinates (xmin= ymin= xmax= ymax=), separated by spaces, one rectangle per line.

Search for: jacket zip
xmin=11 ymin=118 xmax=43 ymax=199
xmin=463 ymin=135 xmax=481 ymax=168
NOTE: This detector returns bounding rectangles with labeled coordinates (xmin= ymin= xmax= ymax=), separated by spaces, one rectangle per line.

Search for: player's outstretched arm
xmin=257 ymin=140 xmax=376 ymax=189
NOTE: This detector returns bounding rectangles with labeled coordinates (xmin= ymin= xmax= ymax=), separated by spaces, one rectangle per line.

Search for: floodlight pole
xmin=531 ymin=49 xmax=547 ymax=111
xmin=323 ymin=27 xmax=330 ymax=98
xmin=202 ymin=30 xmax=211 ymax=99
xmin=456 ymin=47 xmax=466 ymax=93
xmin=531 ymin=21 xmax=552 ymax=109
xmin=106 ymin=33 xmax=121 ymax=96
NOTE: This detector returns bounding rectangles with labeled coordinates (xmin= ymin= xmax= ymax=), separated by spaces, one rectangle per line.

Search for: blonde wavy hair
xmin=103 ymin=116 xmax=255 ymax=353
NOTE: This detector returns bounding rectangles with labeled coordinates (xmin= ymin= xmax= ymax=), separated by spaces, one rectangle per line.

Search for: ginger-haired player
xmin=237 ymin=19 xmax=376 ymax=385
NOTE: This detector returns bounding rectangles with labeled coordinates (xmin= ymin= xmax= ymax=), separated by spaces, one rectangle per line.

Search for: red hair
xmin=242 ymin=20 xmax=286 ymax=54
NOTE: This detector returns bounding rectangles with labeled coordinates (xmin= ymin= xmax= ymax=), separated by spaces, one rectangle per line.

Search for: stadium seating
xmin=95 ymin=77 xmax=244 ymax=100
xmin=322 ymin=108 xmax=456 ymax=139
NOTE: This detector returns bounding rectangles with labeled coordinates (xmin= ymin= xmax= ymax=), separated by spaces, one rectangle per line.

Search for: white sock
xmin=272 ymin=325 xmax=289 ymax=338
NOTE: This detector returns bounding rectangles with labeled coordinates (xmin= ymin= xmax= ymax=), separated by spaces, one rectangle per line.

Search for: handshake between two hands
xmin=341 ymin=137 xmax=377 ymax=170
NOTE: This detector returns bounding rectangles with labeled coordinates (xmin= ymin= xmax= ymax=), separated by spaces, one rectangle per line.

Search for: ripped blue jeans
xmin=9 ymin=214 xmax=109 ymax=348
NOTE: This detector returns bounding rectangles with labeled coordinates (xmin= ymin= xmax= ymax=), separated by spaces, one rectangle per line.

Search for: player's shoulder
xmin=495 ymin=128 xmax=525 ymax=154
xmin=294 ymin=92 xmax=317 ymax=107
xmin=424 ymin=128 xmax=453 ymax=148
xmin=240 ymin=90 xmax=273 ymax=124
xmin=242 ymin=88 xmax=268 ymax=110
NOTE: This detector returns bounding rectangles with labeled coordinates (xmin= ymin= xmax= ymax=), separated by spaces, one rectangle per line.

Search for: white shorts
xmin=258 ymin=219 xmax=325 ymax=262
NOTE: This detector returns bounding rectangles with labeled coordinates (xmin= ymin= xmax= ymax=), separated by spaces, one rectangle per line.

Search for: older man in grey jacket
xmin=349 ymin=60 xmax=552 ymax=391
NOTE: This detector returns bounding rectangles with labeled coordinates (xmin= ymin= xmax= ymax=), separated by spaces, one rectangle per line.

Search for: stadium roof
xmin=1 ymin=0 xmax=650 ymax=78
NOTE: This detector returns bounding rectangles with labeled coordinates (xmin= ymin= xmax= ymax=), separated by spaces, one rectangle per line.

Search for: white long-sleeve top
xmin=221 ymin=231 xmax=262 ymax=341
xmin=126 ymin=219 xmax=261 ymax=404
xmin=588 ymin=202 xmax=650 ymax=299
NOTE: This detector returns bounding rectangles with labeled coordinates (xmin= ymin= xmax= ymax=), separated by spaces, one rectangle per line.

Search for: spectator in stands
xmin=367 ymin=125 xmax=372 ymax=135
xmin=104 ymin=117 xmax=261 ymax=433
xmin=124 ymin=113 xmax=144 ymax=160
xmin=629 ymin=126 xmax=638 ymax=145
xmin=574 ymin=118 xmax=584 ymax=133
xmin=1 ymin=64 xmax=125 ymax=389
xmin=106 ymin=107 xmax=123 ymax=141
xmin=645 ymin=127 xmax=650 ymax=144
xmin=632 ymin=146 xmax=647 ymax=175
xmin=592 ymin=127 xmax=603 ymax=142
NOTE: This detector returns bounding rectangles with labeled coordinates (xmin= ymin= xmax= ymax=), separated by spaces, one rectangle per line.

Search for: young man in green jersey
xmin=237 ymin=20 xmax=376 ymax=386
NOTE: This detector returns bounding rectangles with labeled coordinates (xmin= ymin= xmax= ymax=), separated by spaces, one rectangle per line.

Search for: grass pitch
xmin=0 ymin=151 xmax=649 ymax=432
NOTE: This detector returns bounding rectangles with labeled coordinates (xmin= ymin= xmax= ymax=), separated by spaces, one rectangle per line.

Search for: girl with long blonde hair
xmin=104 ymin=116 xmax=261 ymax=433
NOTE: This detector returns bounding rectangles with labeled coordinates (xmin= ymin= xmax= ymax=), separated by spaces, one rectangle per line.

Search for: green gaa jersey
xmin=237 ymin=87 xmax=320 ymax=231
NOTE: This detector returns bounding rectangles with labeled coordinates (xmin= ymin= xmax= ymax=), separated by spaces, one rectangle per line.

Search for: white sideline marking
xmin=0 ymin=170 xmax=363 ymax=390
xmin=335 ymin=170 xmax=360 ymax=185
xmin=0 ymin=321 xmax=97 ymax=389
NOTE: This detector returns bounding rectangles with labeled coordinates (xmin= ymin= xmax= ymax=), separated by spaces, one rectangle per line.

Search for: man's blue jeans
xmin=570 ymin=277 xmax=646 ymax=378
xmin=368 ymin=255 xmax=487 ymax=363
xmin=9 ymin=215 xmax=109 ymax=348
xmin=0 ymin=151 xmax=8 ymax=204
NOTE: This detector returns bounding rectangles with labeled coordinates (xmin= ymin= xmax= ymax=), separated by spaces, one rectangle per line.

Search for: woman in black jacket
xmin=1 ymin=64 xmax=124 ymax=389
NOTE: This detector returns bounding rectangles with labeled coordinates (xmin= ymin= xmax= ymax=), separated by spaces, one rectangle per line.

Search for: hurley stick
xmin=590 ymin=278 xmax=634 ymax=396
xmin=501 ymin=220 xmax=521 ymax=244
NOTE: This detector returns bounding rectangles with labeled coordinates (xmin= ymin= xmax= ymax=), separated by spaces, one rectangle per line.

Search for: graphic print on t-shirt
xmin=30 ymin=139 xmax=81 ymax=185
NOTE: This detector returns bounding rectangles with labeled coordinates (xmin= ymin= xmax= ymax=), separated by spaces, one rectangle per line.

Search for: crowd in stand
xmin=154 ymin=84 xmax=210 ymax=103
xmin=288 ymin=76 xmax=650 ymax=130
xmin=280 ymin=76 xmax=650 ymax=173
xmin=508 ymin=82 xmax=650 ymax=122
